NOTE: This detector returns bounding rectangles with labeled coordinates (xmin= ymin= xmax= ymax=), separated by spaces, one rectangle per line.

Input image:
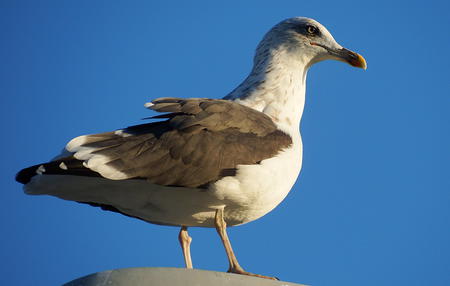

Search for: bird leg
xmin=178 ymin=225 xmax=193 ymax=269
xmin=214 ymin=208 xmax=277 ymax=280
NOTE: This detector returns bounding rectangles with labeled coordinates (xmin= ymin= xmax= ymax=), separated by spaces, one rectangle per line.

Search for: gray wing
xmin=23 ymin=98 xmax=293 ymax=188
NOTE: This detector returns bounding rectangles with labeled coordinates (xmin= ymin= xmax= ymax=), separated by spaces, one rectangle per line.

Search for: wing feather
xmin=17 ymin=98 xmax=293 ymax=188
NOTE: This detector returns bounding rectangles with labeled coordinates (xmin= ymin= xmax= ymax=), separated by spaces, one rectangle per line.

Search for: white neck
xmin=224 ymin=47 xmax=309 ymax=136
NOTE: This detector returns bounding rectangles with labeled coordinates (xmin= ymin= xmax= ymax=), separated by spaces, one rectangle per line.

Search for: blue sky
xmin=1 ymin=1 xmax=449 ymax=285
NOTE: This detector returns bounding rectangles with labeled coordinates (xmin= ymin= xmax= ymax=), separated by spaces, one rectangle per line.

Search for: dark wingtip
xmin=15 ymin=165 xmax=37 ymax=184
xmin=16 ymin=158 xmax=103 ymax=185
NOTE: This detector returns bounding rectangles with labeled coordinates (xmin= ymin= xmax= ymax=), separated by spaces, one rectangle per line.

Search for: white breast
xmin=212 ymin=132 xmax=303 ymax=225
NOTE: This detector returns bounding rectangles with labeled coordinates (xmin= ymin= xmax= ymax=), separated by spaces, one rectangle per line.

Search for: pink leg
xmin=214 ymin=208 xmax=277 ymax=280
xmin=178 ymin=226 xmax=193 ymax=269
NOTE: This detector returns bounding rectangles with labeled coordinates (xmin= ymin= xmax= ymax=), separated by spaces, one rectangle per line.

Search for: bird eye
xmin=307 ymin=25 xmax=318 ymax=35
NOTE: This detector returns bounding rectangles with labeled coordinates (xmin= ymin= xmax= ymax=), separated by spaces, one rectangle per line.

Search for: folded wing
xmin=17 ymin=98 xmax=292 ymax=188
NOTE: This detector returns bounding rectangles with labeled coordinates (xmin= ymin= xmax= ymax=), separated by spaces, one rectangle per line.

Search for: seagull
xmin=16 ymin=17 xmax=366 ymax=280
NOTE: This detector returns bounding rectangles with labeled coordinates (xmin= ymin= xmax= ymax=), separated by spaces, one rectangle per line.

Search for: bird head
xmin=257 ymin=17 xmax=367 ymax=70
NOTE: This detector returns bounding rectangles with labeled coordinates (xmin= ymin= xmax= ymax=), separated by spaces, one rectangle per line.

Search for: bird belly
xmin=213 ymin=140 xmax=302 ymax=226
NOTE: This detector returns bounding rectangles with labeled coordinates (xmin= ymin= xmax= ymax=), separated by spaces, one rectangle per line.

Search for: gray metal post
xmin=63 ymin=267 xmax=307 ymax=286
